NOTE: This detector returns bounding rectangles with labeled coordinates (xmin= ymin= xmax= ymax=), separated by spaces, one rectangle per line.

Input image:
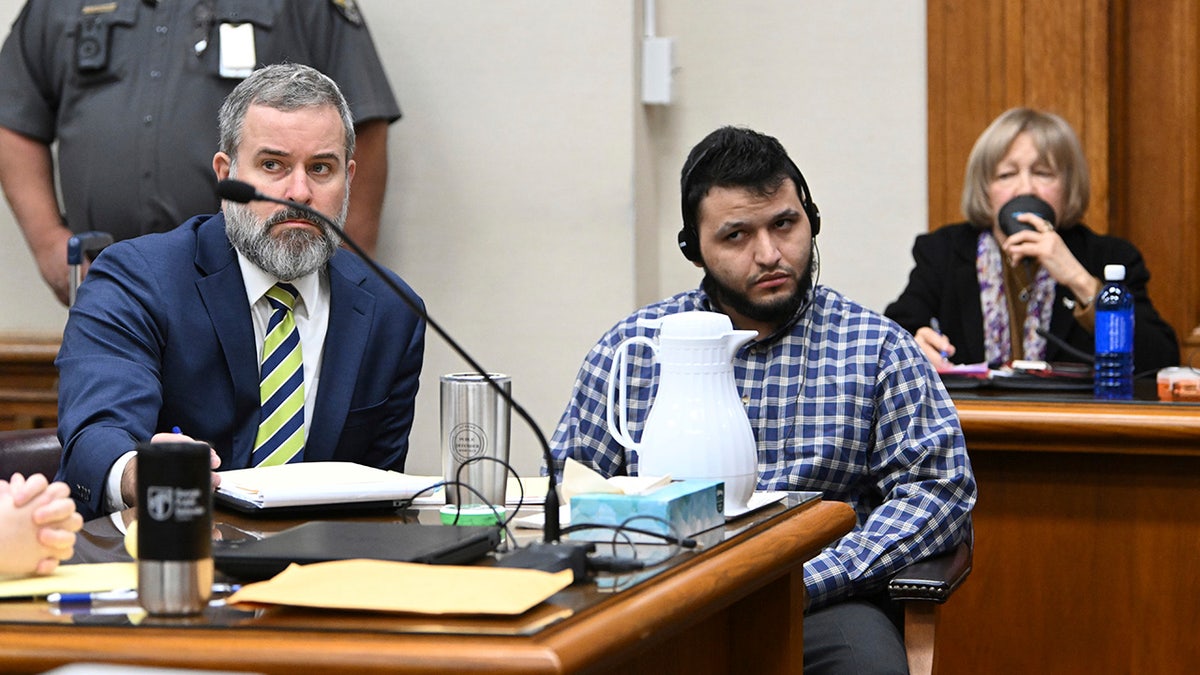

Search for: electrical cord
xmin=1035 ymin=327 xmax=1095 ymax=364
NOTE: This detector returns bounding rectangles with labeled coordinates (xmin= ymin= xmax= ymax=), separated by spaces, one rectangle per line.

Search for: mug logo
xmin=450 ymin=423 xmax=487 ymax=462
xmin=146 ymin=486 xmax=174 ymax=521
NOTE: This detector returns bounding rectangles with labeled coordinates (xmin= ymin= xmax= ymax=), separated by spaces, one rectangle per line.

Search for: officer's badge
xmin=330 ymin=0 xmax=363 ymax=27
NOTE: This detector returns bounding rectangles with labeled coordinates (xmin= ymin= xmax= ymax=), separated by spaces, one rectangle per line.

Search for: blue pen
xmin=929 ymin=318 xmax=950 ymax=361
xmin=47 ymin=589 xmax=138 ymax=605
xmin=48 ymin=583 xmax=239 ymax=606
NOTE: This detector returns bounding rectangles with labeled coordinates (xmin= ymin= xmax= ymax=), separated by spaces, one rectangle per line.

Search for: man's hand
xmin=119 ymin=432 xmax=223 ymax=507
xmin=31 ymin=228 xmax=75 ymax=305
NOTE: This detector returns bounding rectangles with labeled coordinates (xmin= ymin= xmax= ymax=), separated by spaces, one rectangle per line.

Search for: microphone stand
xmin=217 ymin=179 xmax=591 ymax=578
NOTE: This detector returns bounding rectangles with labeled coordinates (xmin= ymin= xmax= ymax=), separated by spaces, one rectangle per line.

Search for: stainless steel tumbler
xmin=440 ymin=373 xmax=512 ymax=508
xmin=136 ymin=441 xmax=213 ymax=615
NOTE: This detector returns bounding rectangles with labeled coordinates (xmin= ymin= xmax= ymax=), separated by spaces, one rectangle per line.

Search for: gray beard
xmin=224 ymin=201 xmax=343 ymax=281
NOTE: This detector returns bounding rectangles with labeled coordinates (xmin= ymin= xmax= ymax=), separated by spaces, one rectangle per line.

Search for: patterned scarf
xmin=976 ymin=231 xmax=1055 ymax=365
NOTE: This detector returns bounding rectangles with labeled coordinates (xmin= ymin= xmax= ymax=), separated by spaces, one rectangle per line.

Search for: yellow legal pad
xmin=228 ymin=558 xmax=573 ymax=615
xmin=0 ymin=562 xmax=137 ymax=599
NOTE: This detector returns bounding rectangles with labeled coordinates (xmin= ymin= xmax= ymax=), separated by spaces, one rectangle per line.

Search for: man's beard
xmin=703 ymin=258 xmax=815 ymax=327
xmin=224 ymin=198 xmax=344 ymax=281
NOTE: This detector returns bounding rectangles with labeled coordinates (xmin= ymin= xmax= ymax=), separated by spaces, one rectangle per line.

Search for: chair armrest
xmin=0 ymin=428 xmax=63 ymax=480
xmin=887 ymin=541 xmax=973 ymax=603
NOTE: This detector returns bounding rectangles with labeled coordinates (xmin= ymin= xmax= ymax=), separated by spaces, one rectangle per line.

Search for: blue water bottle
xmin=1094 ymin=264 xmax=1134 ymax=399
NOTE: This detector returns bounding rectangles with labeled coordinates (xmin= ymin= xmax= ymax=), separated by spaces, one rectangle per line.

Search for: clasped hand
xmin=0 ymin=472 xmax=84 ymax=577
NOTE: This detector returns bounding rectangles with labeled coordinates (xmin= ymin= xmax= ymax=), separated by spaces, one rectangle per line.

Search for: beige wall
xmin=0 ymin=1 xmax=928 ymax=476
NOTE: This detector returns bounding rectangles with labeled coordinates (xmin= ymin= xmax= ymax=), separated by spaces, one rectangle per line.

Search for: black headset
xmin=676 ymin=155 xmax=821 ymax=263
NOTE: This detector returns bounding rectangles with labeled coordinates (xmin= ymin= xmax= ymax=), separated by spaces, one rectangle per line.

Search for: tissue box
xmin=567 ymin=479 xmax=724 ymax=544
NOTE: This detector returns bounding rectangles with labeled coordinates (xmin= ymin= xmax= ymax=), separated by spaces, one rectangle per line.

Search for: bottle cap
xmin=1103 ymin=264 xmax=1126 ymax=281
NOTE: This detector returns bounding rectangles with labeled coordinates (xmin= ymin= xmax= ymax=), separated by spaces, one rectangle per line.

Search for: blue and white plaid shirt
xmin=550 ymin=284 xmax=976 ymax=610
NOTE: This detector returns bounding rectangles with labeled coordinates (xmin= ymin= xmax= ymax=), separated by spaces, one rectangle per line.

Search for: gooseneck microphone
xmin=216 ymin=179 xmax=586 ymax=573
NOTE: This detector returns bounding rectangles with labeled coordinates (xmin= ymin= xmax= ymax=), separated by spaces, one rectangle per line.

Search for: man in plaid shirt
xmin=551 ymin=126 xmax=976 ymax=673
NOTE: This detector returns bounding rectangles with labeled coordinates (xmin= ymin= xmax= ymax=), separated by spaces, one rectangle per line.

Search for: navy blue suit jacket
xmin=55 ymin=214 xmax=426 ymax=520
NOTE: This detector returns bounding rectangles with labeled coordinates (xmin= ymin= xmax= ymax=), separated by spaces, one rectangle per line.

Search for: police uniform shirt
xmin=0 ymin=0 xmax=401 ymax=240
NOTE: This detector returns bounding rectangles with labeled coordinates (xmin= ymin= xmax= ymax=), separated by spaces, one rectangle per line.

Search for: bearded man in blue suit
xmin=55 ymin=63 xmax=425 ymax=520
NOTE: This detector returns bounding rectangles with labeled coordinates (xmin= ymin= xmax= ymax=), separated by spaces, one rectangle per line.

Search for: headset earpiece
xmin=807 ymin=200 xmax=821 ymax=236
xmin=677 ymin=226 xmax=702 ymax=263
xmin=787 ymin=157 xmax=821 ymax=236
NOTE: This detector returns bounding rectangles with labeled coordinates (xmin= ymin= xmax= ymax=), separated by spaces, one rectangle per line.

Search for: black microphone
xmin=215 ymin=178 xmax=259 ymax=205
xmin=997 ymin=194 xmax=1057 ymax=299
xmin=998 ymin=194 xmax=1056 ymax=237
xmin=216 ymin=178 xmax=589 ymax=577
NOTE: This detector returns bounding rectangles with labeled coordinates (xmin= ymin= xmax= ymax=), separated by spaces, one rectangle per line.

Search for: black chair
xmin=0 ymin=427 xmax=63 ymax=480
xmin=887 ymin=540 xmax=973 ymax=675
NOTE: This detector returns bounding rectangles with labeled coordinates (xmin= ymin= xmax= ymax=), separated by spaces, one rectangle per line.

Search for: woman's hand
xmin=1001 ymin=213 xmax=1100 ymax=303
xmin=914 ymin=326 xmax=956 ymax=369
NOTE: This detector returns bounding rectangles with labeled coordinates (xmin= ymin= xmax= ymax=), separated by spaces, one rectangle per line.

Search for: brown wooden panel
xmin=928 ymin=1 xmax=1111 ymax=234
xmin=0 ymin=333 xmax=59 ymax=430
xmin=928 ymin=0 xmax=1008 ymax=232
xmin=937 ymin=448 xmax=1200 ymax=673
xmin=1116 ymin=0 xmax=1200 ymax=356
xmin=952 ymin=398 xmax=1200 ymax=455
xmin=932 ymin=398 xmax=1200 ymax=673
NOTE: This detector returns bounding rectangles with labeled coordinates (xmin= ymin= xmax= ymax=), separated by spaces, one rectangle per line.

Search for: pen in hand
xmin=929 ymin=318 xmax=950 ymax=361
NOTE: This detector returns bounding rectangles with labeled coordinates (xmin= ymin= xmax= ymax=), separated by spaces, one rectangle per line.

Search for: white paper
xmin=216 ymin=462 xmax=441 ymax=508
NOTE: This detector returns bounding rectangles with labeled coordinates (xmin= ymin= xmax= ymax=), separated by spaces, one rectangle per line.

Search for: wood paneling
xmin=1114 ymin=0 xmax=1200 ymax=365
xmin=0 ymin=333 xmax=59 ymax=430
xmin=931 ymin=398 xmax=1200 ymax=673
xmin=927 ymin=0 xmax=1111 ymax=235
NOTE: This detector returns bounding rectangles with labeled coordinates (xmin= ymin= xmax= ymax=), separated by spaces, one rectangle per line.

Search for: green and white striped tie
xmin=252 ymin=283 xmax=306 ymax=466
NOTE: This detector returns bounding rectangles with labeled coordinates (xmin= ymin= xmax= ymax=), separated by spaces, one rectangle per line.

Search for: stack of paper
xmin=216 ymin=462 xmax=441 ymax=508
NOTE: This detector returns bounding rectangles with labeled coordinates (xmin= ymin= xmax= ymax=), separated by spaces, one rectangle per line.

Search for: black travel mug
xmin=136 ymin=441 xmax=213 ymax=615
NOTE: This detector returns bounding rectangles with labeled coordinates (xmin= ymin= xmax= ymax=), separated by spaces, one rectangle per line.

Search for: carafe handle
xmin=605 ymin=335 xmax=657 ymax=450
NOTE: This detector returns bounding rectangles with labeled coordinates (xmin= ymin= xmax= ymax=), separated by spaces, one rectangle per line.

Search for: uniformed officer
xmin=0 ymin=0 xmax=400 ymax=304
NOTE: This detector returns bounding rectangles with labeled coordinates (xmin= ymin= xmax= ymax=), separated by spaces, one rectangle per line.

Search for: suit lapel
xmin=194 ymin=214 xmax=260 ymax=469
xmin=306 ymin=253 xmax=375 ymax=461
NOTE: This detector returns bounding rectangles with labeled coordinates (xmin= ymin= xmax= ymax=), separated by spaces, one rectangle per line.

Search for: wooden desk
xmin=0 ymin=498 xmax=854 ymax=674
xmin=938 ymin=396 xmax=1200 ymax=674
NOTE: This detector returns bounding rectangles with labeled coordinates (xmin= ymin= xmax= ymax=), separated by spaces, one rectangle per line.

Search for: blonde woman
xmin=886 ymin=107 xmax=1178 ymax=372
